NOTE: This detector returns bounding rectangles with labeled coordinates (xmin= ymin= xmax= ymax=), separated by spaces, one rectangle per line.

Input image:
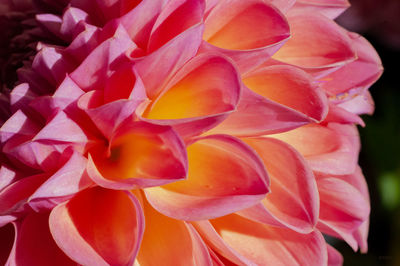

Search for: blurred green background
xmin=335 ymin=1 xmax=400 ymax=265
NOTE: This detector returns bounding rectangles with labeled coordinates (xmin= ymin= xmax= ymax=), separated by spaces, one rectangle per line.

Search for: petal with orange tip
xmin=271 ymin=123 xmax=360 ymax=175
xmin=136 ymin=197 xmax=212 ymax=266
xmin=141 ymin=54 xmax=241 ymax=137
xmin=88 ymin=121 xmax=187 ymax=190
xmin=243 ymin=65 xmax=328 ymax=122
xmin=8 ymin=212 xmax=76 ymax=266
xmin=202 ymin=0 xmax=290 ymax=73
xmin=145 ymin=135 xmax=269 ymax=220
xmin=194 ymin=214 xmax=328 ymax=266
xmin=293 ymin=0 xmax=350 ymax=19
xmin=273 ymin=12 xmax=355 ymax=69
xmin=49 ymin=187 xmax=144 ymax=266
xmin=238 ymin=137 xmax=319 ymax=233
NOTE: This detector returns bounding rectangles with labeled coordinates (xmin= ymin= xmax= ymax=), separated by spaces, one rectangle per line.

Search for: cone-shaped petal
xmin=147 ymin=0 xmax=205 ymax=52
xmin=271 ymin=123 xmax=360 ymax=175
xmin=8 ymin=212 xmax=75 ymax=266
xmin=49 ymin=187 xmax=144 ymax=266
xmin=202 ymin=0 xmax=290 ymax=73
xmin=239 ymin=137 xmax=319 ymax=233
xmin=208 ymin=86 xmax=310 ymax=137
xmin=194 ymin=215 xmax=328 ymax=265
xmin=141 ymin=54 xmax=241 ymax=137
xmin=145 ymin=135 xmax=269 ymax=220
xmin=136 ymin=197 xmax=212 ymax=265
xmin=243 ymin=65 xmax=328 ymax=121
xmin=273 ymin=12 xmax=355 ymax=69
xmin=88 ymin=121 xmax=187 ymax=189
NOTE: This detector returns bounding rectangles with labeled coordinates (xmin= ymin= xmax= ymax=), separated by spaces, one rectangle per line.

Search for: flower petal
xmin=202 ymin=0 xmax=290 ymax=73
xmin=49 ymin=187 xmax=144 ymax=266
xmin=145 ymin=135 xmax=269 ymax=220
xmin=293 ymin=0 xmax=350 ymax=19
xmin=208 ymin=86 xmax=310 ymax=137
xmin=0 ymin=223 xmax=14 ymax=265
xmin=327 ymin=244 xmax=343 ymax=266
xmin=136 ymin=197 xmax=212 ymax=265
xmin=8 ymin=212 xmax=76 ymax=266
xmin=194 ymin=215 xmax=328 ymax=265
xmin=273 ymin=12 xmax=355 ymax=69
xmin=238 ymin=137 xmax=319 ymax=233
xmin=141 ymin=54 xmax=241 ymax=137
xmin=88 ymin=121 xmax=187 ymax=189
xmin=243 ymin=65 xmax=328 ymax=121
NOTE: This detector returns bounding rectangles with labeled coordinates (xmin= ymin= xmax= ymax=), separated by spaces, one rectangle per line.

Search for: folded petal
xmin=202 ymin=0 xmax=290 ymax=73
xmin=145 ymin=135 xmax=269 ymax=220
xmin=141 ymin=53 xmax=241 ymax=137
xmin=238 ymin=137 xmax=319 ymax=233
xmin=147 ymin=0 xmax=205 ymax=52
xmin=338 ymin=89 xmax=375 ymax=116
xmin=194 ymin=215 xmax=328 ymax=265
xmin=136 ymin=197 xmax=212 ymax=265
xmin=243 ymin=65 xmax=328 ymax=121
xmin=49 ymin=187 xmax=144 ymax=266
xmin=293 ymin=0 xmax=350 ymax=19
xmin=273 ymin=12 xmax=355 ymax=69
xmin=88 ymin=121 xmax=187 ymax=189
xmin=8 ymin=212 xmax=75 ymax=266
xmin=323 ymin=103 xmax=365 ymax=126
xmin=208 ymin=86 xmax=310 ymax=137
xmin=271 ymin=123 xmax=360 ymax=175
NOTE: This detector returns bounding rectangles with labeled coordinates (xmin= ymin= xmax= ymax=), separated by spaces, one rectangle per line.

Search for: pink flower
xmin=0 ymin=0 xmax=382 ymax=265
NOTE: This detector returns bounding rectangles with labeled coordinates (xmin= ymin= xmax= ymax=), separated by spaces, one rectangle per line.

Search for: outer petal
xmin=202 ymin=0 xmax=290 ymax=73
xmin=145 ymin=135 xmax=269 ymax=220
xmin=141 ymin=54 xmax=241 ymax=137
xmin=238 ymin=137 xmax=319 ymax=233
xmin=49 ymin=187 xmax=144 ymax=266
xmin=194 ymin=215 xmax=328 ymax=266
xmin=271 ymin=123 xmax=360 ymax=175
xmin=88 ymin=121 xmax=187 ymax=189
xmin=136 ymin=197 xmax=212 ymax=265
xmin=147 ymin=0 xmax=205 ymax=53
xmin=7 ymin=212 xmax=75 ymax=266
xmin=327 ymin=244 xmax=343 ymax=266
xmin=338 ymin=90 xmax=375 ymax=116
xmin=293 ymin=0 xmax=350 ymax=19
xmin=243 ymin=65 xmax=328 ymax=122
xmin=273 ymin=12 xmax=355 ymax=69
xmin=207 ymin=86 xmax=310 ymax=137
xmin=320 ymin=33 xmax=383 ymax=97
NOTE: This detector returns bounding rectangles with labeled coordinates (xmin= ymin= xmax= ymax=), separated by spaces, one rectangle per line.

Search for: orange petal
xmin=145 ymin=135 xmax=269 ymax=220
xmin=136 ymin=198 xmax=212 ymax=265
xmin=243 ymin=65 xmax=328 ymax=121
xmin=49 ymin=187 xmax=144 ymax=266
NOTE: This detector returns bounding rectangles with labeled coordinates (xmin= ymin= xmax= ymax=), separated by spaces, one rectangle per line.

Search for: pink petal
xmin=147 ymin=0 xmax=205 ymax=53
xmin=273 ymin=12 xmax=356 ymax=69
xmin=238 ymin=137 xmax=319 ymax=233
xmin=320 ymin=33 xmax=383 ymax=97
xmin=60 ymin=7 xmax=90 ymax=40
xmin=8 ymin=212 xmax=75 ymax=265
xmin=271 ymin=123 xmax=360 ymax=175
xmin=136 ymin=198 xmax=212 ymax=265
xmin=327 ymin=244 xmax=343 ymax=266
xmin=194 ymin=215 xmax=328 ymax=265
xmin=265 ymin=0 xmax=296 ymax=13
xmin=134 ymin=23 xmax=203 ymax=99
xmin=145 ymin=135 xmax=269 ymax=220
xmin=140 ymin=53 xmax=241 ymax=138
xmin=0 ymin=110 xmax=40 ymax=144
xmin=323 ymin=103 xmax=365 ymax=126
xmin=243 ymin=65 xmax=328 ymax=122
xmin=49 ymin=188 xmax=144 ymax=266
xmin=338 ymin=90 xmax=375 ymax=115
xmin=202 ymin=0 xmax=290 ymax=73
xmin=208 ymin=86 xmax=310 ymax=137
xmin=28 ymin=149 xmax=92 ymax=211
xmin=87 ymin=121 xmax=187 ymax=189
xmin=293 ymin=0 xmax=350 ymax=19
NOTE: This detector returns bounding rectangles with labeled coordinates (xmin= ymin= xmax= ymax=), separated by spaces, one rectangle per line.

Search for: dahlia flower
xmin=0 ymin=0 xmax=382 ymax=265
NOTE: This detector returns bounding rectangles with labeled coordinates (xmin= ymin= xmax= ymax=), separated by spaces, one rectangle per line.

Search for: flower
xmin=0 ymin=0 xmax=382 ymax=265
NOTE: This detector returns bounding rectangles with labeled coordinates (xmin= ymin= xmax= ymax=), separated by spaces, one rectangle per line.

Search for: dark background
xmin=334 ymin=1 xmax=400 ymax=265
